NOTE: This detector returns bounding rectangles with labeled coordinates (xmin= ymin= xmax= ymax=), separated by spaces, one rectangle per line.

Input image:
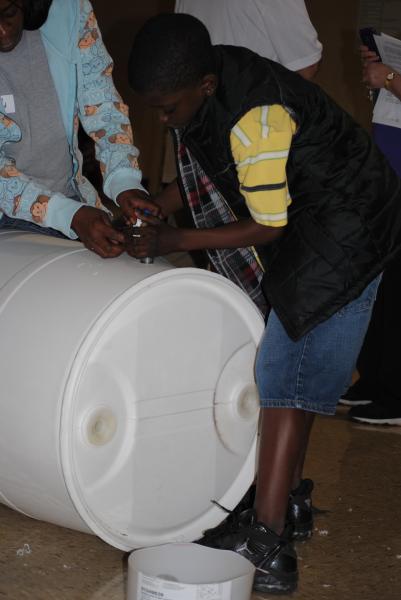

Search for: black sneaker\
xmin=229 ymin=517 xmax=298 ymax=594
xmin=198 ymin=479 xmax=315 ymax=546
xmin=287 ymin=478 xmax=314 ymax=541
xmin=198 ymin=508 xmax=298 ymax=594
xmin=196 ymin=506 xmax=255 ymax=550
xmin=349 ymin=402 xmax=401 ymax=425
xmin=338 ymin=385 xmax=372 ymax=407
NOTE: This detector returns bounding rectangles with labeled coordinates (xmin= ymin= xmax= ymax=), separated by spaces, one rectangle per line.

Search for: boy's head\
xmin=128 ymin=13 xmax=217 ymax=129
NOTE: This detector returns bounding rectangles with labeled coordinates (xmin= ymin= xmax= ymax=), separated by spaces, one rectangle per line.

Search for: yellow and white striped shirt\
xmin=230 ymin=104 xmax=297 ymax=227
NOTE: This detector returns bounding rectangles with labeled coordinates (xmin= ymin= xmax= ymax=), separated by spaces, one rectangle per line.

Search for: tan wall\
xmin=306 ymin=0 xmax=372 ymax=130
xmin=92 ymin=0 xmax=174 ymax=193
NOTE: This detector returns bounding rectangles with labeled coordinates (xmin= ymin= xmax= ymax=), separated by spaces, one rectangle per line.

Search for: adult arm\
xmin=76 ymin=0 xmax=159 ymax=230
xmin=0 ymin=112 xmax=104 ymax=241
xmin=296 ymin=62 xmax=321 ymax=80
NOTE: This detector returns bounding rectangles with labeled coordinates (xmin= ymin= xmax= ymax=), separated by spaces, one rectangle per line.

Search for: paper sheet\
xmin=372 ymin=33 xmax=401 ymax=128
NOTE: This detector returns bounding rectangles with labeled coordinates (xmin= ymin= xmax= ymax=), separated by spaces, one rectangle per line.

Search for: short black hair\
xmin=128 ymin=13 xmax=216 ymax=95
xmin=22 ymin=0 xmax=53 ymax=31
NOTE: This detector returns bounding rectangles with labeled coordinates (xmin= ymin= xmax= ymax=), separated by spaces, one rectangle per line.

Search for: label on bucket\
xmin=137 ymin=572 xmax=232 ymax=600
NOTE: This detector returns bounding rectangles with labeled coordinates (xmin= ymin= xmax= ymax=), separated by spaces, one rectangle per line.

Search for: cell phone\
xmin=359 ymin=27 xmax=381 ymax=60
xmin=359 ymin=27 xmax=382 ymax=103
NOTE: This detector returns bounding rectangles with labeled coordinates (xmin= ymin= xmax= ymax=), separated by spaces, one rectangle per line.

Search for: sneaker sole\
xmin=253 ymin=566 xmax=298 ymax=595
xmin=338 ymin=398 xmax=372 ymax=406
xmin=291 ymin=523 xmax=313 ymax=542
xmin=351 ymin=416 xmax=401 ymax=425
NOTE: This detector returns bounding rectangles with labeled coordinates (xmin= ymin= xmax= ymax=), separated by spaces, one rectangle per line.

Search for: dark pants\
xmin=350 ymin=252 xmax=401 ymax=409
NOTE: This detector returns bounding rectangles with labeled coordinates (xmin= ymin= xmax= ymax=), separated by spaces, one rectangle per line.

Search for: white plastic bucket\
xmin=127 ymin=543 xmax=255 ymax=600
xmin=0 ymin=231 xmax=263 ymax=551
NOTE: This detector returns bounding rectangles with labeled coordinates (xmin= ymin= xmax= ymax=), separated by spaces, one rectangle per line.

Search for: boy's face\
xmin=0 ymin=0 xmax=23 ymax=53
xmin=143 ymin=75 xmax=216 ymax=129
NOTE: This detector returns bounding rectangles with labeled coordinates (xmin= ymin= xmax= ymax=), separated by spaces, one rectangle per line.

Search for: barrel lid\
xmin=60 ymin=268 xmax=263 ymax=550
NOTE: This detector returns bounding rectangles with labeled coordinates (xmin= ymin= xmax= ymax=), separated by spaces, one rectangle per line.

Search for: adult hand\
xmin=71 ymin=206 xmax=125 ymax=258
xmin=363 ymin=61 xmax=394 ymax=90
xmin=360 ymin=44 xmax=380 ymax=65
xmin=360 ymin=44 xmax=394 ymax=91
xmin=117 ymin=189 xmax=162 ymax=225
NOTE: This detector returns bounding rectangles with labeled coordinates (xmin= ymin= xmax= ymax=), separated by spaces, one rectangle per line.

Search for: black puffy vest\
xmin=176 ymin=45 xmax=401 ymax=340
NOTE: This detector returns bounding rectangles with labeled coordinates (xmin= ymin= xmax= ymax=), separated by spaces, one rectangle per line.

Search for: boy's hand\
xmin=125 ymin=216 xmax=181 ymax=258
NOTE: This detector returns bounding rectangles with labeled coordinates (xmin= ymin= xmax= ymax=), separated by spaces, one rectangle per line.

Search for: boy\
xmin=123 ymin=14 xmax=401 ymax=594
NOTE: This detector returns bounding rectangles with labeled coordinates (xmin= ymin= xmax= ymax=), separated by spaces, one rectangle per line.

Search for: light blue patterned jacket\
xmin=0 ymin=0 xmax=145 ymax=238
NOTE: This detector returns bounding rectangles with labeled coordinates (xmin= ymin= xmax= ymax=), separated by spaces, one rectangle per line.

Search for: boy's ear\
xmin=200 ymin=74 xmax=218 ymax=97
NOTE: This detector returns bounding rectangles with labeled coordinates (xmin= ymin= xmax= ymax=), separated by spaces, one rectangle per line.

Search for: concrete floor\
xmin=1 ymin=405 xmax=401 ymax=600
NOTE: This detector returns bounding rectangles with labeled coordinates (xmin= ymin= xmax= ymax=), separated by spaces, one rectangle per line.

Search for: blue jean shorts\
xmin=255 ymin=275 xmax=382 ymax=415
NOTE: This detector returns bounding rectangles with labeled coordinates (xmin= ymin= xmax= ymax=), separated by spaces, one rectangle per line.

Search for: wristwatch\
xmin=384 ymin=71 xmax=396 ymax=90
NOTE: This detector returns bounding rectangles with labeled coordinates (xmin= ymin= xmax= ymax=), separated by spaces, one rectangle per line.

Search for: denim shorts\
xmin=255 ymin=275 xmax=382 ymax=415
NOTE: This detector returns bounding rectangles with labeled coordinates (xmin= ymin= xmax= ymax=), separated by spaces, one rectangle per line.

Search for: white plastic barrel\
xmin=0 ymin=231 xmax=264 ymax=551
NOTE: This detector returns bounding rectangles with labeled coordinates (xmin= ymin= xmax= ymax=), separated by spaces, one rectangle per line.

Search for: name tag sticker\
xmin=1 ymin=94 xmax=16 ymax=114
